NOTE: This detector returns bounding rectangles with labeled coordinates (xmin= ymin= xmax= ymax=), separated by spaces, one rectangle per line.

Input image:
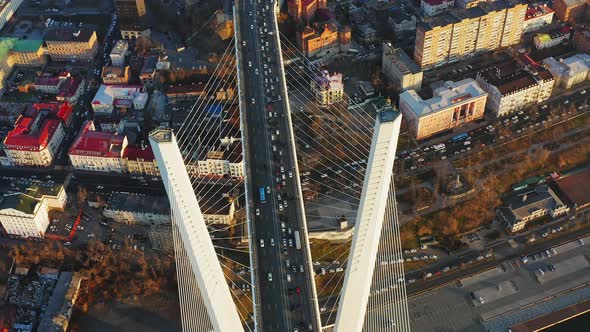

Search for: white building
xmin=543 ymin=54 xmax=590 ymax=89
xmin=523 ymin=5 xmax=554 ymax=34
xmin=399 ymin=79 xmax=488 ymax=139
xmin=91 ymin=84 xmax=148 ymax=115
xmin=497 ymin=185 xmax=570 ymax=232
xmin=421 ymin=0 xmax=455 ymax=16
xmin=68 ymin=121 xmax=127 ymax=173
xmin=110 ymin=40 xmax=128 ymax=66
xmin=0 ymin=179 xmax=67 ymax=239
xmin=311 ymin=71 xmax=344 ymax=107
xmin=476 ymin=62 xmax=555 ymax=116
xmin=0 ymin=0 xmax=24 ymax=32
xmin=534 ymin=26 xmax=572 ymax=50
xmin=382 ymin=42 xmax=423 ymax=92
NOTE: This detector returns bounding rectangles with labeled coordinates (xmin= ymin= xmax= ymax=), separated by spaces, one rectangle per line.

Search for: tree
xmin=77 ymin=186 xmax=88 ymax=204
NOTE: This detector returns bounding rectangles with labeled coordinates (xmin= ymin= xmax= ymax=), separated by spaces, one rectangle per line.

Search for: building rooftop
xmin=91 ymin=84 xmax=147 ymax=107
xmin=313 ymin=71 xmax=343 ymax=91
xmin=478 ymin=61 xmax=554 ymax=95
xmin=555 ymin=167 xmax=590 ymax=209
xmin=500 ymin=185 xmax=565 ymax=223
xmin=107 ymin=193 xmax=170 ymax=214
xmin=400 ymin=78 xmax=486 ymax=117
xmin=140 ymin=55 xmax=158 ymax=75
xmin=560 ymin=0 xmax=587 ymax=7
xmin=3 ymin=103 xmax=71 ymax=151
xmin=45 ymin=29 xmax=95 ymax=43
xmin=166 ymin=82 xmax=207 ymax=96
xmin=37 ymin=272 xmax=80 ymax=332
xmin=68 ymin=121 xmax=126 ymax=157
xmin=0 ymin=178 xmax=63 ymax=200
xmin=0 ymin=193 xmax=40 ymax=215
xmin=57 ymin=77 xmax=83 ymax=99
xmin=525 ymin=5 xmax=554 ymax=20
xmin=11 ymin=39 xmax=44 ymax=53
xmin=383 ymin=43 xmax=421 ymax=74
xmin=110 ymin=40 xmax=128 ymax=56
xmin=122 ymin=145 xmax=155 ymax=161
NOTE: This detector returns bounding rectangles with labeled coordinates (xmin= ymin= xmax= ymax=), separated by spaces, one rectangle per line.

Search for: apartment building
xmin=399 ymin=79 xmax=487 ymax=139
xmin=104 ymin=193 xmax=168 ymax=225
xmin=382 ymin=42 xmax=423 ymax=92
xmin=311 ymin=71 xmax=344 ymax=106
xmin=476 ymin=61 xmax=555 ymax=116
xmin=414 ymin=0 xmax=527 ymax=69
xmin=45 ymin=29 xmax=98 ymax=62
xmin=523 ymin=5 xmax=554 ymax=34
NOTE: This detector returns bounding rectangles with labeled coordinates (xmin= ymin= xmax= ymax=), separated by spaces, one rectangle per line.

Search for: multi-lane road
xmin=237 ymin=0 xmax=319 ymax=331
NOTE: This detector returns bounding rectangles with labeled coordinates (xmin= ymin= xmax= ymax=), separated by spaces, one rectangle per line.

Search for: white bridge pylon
xmin=149 ymin=128 xmax=244 ymax=332
xmin=334 ymin=110 xmax=406 ymax=332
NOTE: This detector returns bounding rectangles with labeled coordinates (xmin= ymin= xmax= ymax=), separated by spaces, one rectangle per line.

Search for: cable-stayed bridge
xmin=148 ymin=1 xmax=411 ymax=331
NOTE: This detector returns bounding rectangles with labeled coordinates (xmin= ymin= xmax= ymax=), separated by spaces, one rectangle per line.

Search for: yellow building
xmin=297 ymin=23 xmax=351 ymax=58
xmin=414 ymin=0 xmax=527 ymax=69
xmin=8 ymin=39 xmax=44 ymax=66
xmin=45 ymin=29 xmax=98 ymax=62
xmin=399 ymin=79 xmax=488 ymax=139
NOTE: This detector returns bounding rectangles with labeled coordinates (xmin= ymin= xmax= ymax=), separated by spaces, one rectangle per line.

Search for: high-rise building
xmin=414 ymin=0 xmax=527 ymax=69
xmin=115 ymin=0 xmax=146 ymax=20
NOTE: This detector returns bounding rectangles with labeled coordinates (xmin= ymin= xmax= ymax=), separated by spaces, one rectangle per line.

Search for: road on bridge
xmin=236 ymin=0 xmax=320 ymax=331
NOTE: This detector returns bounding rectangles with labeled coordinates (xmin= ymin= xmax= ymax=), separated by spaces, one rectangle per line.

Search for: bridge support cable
xmin=278 ymin=34 xmax=378 ymax=133
xmin=363 ymin=174 xmax=411 ymax=332
xmin=334 ymin=110 xmax=403 ymax=332
xmin=150 ymin=129 xmax=245 ymax=332
xmin=278 ymin=43 xmax=375 ymax=149
xmin=170 ymin=206 xmax=214 ymax=332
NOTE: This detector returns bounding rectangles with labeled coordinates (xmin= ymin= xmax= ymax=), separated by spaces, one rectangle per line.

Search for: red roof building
xmin=56 ymin=77 xmax=84 ymax=103
xmin=68 ymin=121 xmax=128 ymax=173
xmin=2 ymin=103 xmax=71 ymax=167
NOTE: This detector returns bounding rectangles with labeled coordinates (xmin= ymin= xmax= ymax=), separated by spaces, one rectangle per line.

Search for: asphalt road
xmin=237 ymin=0 xmax=318 ymax=331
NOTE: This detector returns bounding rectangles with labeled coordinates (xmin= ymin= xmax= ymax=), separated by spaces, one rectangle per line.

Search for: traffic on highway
xmin=238 ymin=0 xmax=319 ymax=331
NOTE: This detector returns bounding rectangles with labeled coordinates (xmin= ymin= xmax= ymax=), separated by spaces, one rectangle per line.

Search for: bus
xmin=451 ymin=133 xmax=469 ymax=142
xmin=259 ymin=187 xmax=266 ymax=203
xmin=294 ymin=231 xmax=301 ymax=250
